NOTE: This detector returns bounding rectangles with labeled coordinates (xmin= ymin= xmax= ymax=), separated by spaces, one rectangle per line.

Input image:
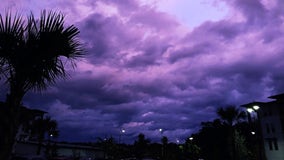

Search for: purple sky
xmin=1 ymin=0 xmax=284 ymax=143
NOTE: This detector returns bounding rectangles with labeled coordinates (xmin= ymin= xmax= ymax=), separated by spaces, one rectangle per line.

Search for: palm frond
xmin=217 ymin=106 xmax=245 ymax=126
xmin=0 ymin=10 xmax=83 ymax=93
xmin=25 ymin=11 xmax=83 ymax=91
xmin=0 ymin=12 xmax=25 ymax=82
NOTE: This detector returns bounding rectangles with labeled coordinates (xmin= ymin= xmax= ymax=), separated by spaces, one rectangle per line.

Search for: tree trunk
xmin=0 ymin=83 xmax=25 ymax=160
xmin=229 ymin=128 xmax=237 ymax=160
xmin=36 ymin=141 xmax=43 ymax=155
xmin=226 ymin=126 xmax=236 ymax=160
xmin=0 ymin=106 xmax=19 ymax=160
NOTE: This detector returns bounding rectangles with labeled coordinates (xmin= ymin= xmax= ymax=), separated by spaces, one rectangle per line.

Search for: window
xmin=267 ymin=138 xmax=279 ymax=151
xmin=274 ymin=139 xmax=279 ymax=150
xmin=268 ymin=139 xmax=273 ymax=150
xmin=271 ymin=124 xmax=275 ymax=133
xmin=266 ymin=123 xmax=270 ymax=134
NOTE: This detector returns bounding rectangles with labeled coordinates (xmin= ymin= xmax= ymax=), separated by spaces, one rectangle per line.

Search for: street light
xmin=247 ymin=108 xmax=254 ymax=113
xmin=243 ymin=103 xmax=264 ymax=160
xmin=253 ymin=105 xmax=260 ymax=110
xmin=119 ymin=129 xmax=125 ymax=144
xmin=176 ymin=139 xmax=180 ymax=144
xmin=159 ymin=129 xmax=165 ymax=159
xmin=247 ymin=105 xmax=260 ymax=120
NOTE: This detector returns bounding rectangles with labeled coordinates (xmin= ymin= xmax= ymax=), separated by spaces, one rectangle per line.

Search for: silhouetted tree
xmin=0 ymin=10 xmax=82 ymax=159
xmin=166 ymin=142 xmax=183 ymax=160
xmin=194 ymin=119 xmax=229 ymax=160
xmin=193 ymin=106 xmax=253 ymax=160
xmin=134 ymin=133 xmax=150 ymax=159
xmin=217 ymin=106 xmax=246 ymax=127
xmin=146 ymin=143 xmax=161 ymax=159
xmin=97 ymin=137 xmax=119 ymax=159
xmin=161 ymin=136 xmax=168 ymax=159
xmin=30 ymin=116 xmax=58 ymax=155
xmin=217 ymin=106 xmax=246 ymax=160
xmin=183 ymin=137 xmax=201 ymax=160
xmin=234 ymin=130 xmax=251 ymax=159
xmin=235 ymin=122 xmax=257 ymax=160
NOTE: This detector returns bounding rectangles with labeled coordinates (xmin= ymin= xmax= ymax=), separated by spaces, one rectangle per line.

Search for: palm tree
xmin=97 ymin=137 xmax=118 ymax=159
xmin=0 ymin=11 xmax=82 ymax=160
xmin=134 ymin=133 xmax=150 ymax=159
xmin=217 ymin=106 xmax=247 ymax=160
xmin=30 ymin=116 xmax=59 ymax=155
xmin=161 ymin=136 xmax=168 ymax=159
xmin=217 ymin=106 xmax=246 ymax=127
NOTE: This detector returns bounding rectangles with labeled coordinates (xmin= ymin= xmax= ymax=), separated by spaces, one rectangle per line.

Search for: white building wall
xmin=259 ymin=103 xmax=284 ymax=160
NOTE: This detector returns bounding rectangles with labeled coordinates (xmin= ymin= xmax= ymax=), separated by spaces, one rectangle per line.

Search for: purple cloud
xmin=2 ymin=0 xmax=284 ymax=143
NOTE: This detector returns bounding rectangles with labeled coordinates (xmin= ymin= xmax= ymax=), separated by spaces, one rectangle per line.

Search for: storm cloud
xmin=1 ymin=0 xmax=284 ymax=143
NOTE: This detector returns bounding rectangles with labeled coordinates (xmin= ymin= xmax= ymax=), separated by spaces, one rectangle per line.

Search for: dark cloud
xmin=234 ymin=0 xmax=267 ymax=24
xmin=2 ymin=0 xmax=284 ymax=143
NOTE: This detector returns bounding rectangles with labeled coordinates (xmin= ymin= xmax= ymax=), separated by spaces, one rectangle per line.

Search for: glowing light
xmin=176 ymin=139 xmax=180 ymax=143
xmin=247 ymin=108 xmax=253 ymax=113
xmin=253 ymin=105 xmax=260 ymax=110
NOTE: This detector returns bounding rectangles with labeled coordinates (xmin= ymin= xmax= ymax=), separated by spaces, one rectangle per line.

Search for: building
xmin=16 ymin=106 xmax=47 ymax=142
xmin=242 ymin=93 xmax=284 ymax=160
xmin=0 ymin=102 xmax=104 ymax=159
xmin=14 ymin=141 xmax=104 ymax=160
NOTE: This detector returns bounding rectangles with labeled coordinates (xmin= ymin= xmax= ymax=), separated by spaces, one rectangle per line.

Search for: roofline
xmin=268 ymin=93 xmax=284 ymax=99
xmin=240 ymin=101 xmax=266 ymax=108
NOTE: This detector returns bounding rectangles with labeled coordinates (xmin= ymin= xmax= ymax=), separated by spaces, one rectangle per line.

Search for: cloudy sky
xmin=1 ymin=0 xmax=284 ymax=143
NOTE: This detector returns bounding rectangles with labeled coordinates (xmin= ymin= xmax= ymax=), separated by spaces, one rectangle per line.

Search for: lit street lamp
xmin=242 ymin=102 xmax=264 ymax=160
xmin=176 ymin=139 xmax=180 ymax=144
xmin=247 ymin=108 xmax=254 ymax=113
xmin=119 ymin=128 xmax=125 ymax=144
xmin=253 ymin=105 xmax=260 ymax=110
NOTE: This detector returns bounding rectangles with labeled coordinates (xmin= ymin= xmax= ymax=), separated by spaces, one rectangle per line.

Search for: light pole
xmin=246 ymin=106 xmax=259 ymax=133
xmin=158 ymin=128 xmax=165 ymax=159
xmin=46 ymin=133 xmax=53 ymax=157
xmin=119 ymin=129 xmax=125 ymax=144
xmin=245 ymin=104 xmax=265 ymax=160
